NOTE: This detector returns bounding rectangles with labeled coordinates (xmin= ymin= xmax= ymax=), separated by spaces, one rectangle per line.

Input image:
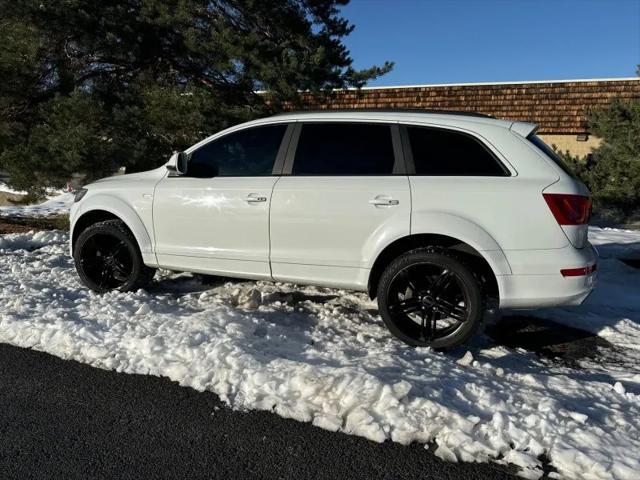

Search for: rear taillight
xmin=543 ymin=193 xmax=591 ymax=225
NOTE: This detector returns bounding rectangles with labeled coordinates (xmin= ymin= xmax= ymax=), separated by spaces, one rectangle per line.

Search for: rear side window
xmin=293 ymin=123 xmax=395 ymax=175
xmin=528 ymin=134 xmax=576 ymax=177
xmin=407 ymin=126 xmax=508 ymax=176
xmin=186 ymin=124 xmax=286 ymax=178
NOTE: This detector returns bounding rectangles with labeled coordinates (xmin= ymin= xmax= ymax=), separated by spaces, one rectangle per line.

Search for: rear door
xmin=269 ymin=122 xmax=411 ymax=290
xmin=153 ymin=123 xmax=290 ymax=279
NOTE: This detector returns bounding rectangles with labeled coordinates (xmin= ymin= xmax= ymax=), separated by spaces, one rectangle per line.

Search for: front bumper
xmin=68 ymin=202 xmax=81 ymax=256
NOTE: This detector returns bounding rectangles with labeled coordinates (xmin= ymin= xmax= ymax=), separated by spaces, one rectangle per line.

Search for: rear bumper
xmin=497 ymin=242 xmax=598 ymax=309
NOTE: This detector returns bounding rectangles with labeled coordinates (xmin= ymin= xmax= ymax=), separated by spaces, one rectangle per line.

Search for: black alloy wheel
xmin=377 ymin=249 xmax=484 ymax=349
xmin=74 ymin=219 xmax=155 ymax=293
xmin=80 ymin=233 xmax=133 ymax=289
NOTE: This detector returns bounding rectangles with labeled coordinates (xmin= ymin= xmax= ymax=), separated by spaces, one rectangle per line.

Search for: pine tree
xmin=586 ymin=97 xmax=640 ymax=217
xmin=0 ymin=0 xmax=392 ymax=193
xmin=552 ymin=67 xmax=640 ymax=220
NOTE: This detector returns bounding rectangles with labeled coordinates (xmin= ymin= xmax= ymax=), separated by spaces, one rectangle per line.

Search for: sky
xmin=340 ymin=0 xmax=640 ymax=86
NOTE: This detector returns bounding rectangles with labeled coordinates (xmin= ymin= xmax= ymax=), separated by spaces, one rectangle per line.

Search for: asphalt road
xmin=0 ymin=343 xmax=518 ymax=480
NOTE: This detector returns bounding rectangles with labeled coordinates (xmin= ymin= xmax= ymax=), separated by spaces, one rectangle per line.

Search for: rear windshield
xmin=528 ymin=135 xmax=576 ymax=177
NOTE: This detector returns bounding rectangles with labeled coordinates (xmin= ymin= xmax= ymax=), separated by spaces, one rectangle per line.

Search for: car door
xmin=153 ymin=122 xmax=291 ymax=279
xmin=269 ymin=121 xmax=411 ymax=290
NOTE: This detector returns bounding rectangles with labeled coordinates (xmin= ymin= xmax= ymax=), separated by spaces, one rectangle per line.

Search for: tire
xmin=73 ymin=219 xmax=156 ymax=293
xmin=376 ymin=248 xmax=484 ymax=349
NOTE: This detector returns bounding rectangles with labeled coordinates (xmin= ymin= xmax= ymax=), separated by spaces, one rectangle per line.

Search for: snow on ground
xmin=0 ymin=181 xmax=28 ymax=196
xmin=0 ymin=191 xmax=74 ymax=217
xmin=0 ymin=181 xmax=68 ymax=199
xmin=0 ymin=227 xmax=639 ymax=480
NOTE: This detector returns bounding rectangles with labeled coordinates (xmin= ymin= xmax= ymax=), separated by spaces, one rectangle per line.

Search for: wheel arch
xmin=367 ymin=232 xmax=509 ymax=301
xmin=72 ymin=209 xmax=120 ymax=248
xmin=71 ymin=196 xmax=155 ymax=265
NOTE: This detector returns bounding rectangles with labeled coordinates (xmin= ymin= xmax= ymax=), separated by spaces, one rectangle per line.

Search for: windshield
xmin=528 ymin=134 xmax=576 ymax=177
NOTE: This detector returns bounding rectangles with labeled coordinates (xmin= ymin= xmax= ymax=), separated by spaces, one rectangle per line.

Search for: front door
xmin=269 ymin=122 xmax=411 ymax=290
xmin=153 ymin=123 xmax=289 ymax=279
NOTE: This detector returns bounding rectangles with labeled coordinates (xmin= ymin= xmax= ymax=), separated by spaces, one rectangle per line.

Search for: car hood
xmin=88 ymin=166 xmax=167 ymax=188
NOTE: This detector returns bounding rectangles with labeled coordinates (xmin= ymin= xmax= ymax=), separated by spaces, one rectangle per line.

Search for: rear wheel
xmin=73 ymin=219 xmax=155 ymax=293
xmin=377 ymin=249 xmax=484 ymax=349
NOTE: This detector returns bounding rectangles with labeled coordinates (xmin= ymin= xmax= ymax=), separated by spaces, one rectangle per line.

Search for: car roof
xmin=248 ymin=109 xmax=533 ymax=135
xmin=273 ymin=108 xmax=495 ymax=119
xmin=186 ymin=109 xmax=538 ymax=154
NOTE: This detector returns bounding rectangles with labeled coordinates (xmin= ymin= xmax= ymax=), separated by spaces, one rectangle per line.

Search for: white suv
xmin=70 ymin=111 xmax=597 ymax=349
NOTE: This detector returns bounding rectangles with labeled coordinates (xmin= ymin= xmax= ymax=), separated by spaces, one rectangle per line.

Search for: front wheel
xmin=377 ymin=249 xmax=484 ymax=349
xmin=73 ymin=219 xmax=155 ymax=293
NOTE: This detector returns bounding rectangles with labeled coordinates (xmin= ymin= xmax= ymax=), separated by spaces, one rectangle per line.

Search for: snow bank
xmin=0 ymin=227 xmax=639 ymax=480
xmin=0 ymin=192 xmax=73 ymax=217
xmin=0 ymin=181 xmax=27 ymax=196
xmin=0 ymin=230 xmax=67 ymax=251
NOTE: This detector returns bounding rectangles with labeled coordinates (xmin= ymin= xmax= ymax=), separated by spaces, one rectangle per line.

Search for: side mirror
xmin=167 ymin=151 xmax=189 ymax=175
xmin=176 ymin=151 xmax=188 ymax=175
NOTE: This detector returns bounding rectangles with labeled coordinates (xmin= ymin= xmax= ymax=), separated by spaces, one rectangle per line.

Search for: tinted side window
xmin=293 ymin=123 xmax=395 ymax=175
xmin=186 ymin=124 xmax=286 ymax=178
xmin=407 ymin=126 xmax=507 ymax=176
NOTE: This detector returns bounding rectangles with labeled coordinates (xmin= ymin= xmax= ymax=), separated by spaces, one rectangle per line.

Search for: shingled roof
xmin=298 ymin=78 xmax=640 ymax=134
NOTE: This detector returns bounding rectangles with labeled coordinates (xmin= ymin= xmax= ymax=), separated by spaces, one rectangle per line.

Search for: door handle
xmin=369 ymin=196 xmax=399 ymax=206
xmin=245 ymin=193 xmax=267 ymax=203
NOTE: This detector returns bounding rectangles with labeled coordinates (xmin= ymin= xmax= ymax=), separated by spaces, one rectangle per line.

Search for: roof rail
xmin=273 ymin=108 xmax=494 ymax=119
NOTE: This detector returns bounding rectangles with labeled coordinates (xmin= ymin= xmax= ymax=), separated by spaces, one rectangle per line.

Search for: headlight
xmin=74 ymin=188 xmax=88 ymax=203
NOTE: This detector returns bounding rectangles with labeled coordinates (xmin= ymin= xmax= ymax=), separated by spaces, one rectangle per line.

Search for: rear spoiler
xmin=510 ymin=122 xmax=538 ymax=138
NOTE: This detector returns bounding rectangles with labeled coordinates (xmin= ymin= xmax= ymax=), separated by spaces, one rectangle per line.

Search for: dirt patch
xmin=0 ymin=192 xmax=25 ymax=207
xmin=0 ymin=222 xmax=35 ymax=234
xmin=0 ymin=215 xmax=69 ymax=234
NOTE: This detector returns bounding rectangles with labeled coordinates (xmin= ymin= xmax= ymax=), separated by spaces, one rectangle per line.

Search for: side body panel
xmin=69 ymin=168 xmax=165 ymax=266
xmin=152 ymin=176 xmax=278 ymax=279
xmin=410 ymin=176 xmax=566 ymax=251
xmin=270 ymin=176 xmax=411 ymax=290
xmin=408 ymin=211 xmax=512 ymax=276
xmin=404 ymin=122 xmax=595 ymax=308
xmin=405 ymin=123 xmax=565 ymax=251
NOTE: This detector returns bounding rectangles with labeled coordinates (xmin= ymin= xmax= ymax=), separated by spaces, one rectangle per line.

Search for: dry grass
xmin=0 ymin=192 xmax=25 ymax=207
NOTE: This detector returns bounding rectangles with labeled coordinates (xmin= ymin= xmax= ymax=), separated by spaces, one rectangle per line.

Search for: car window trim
xmin=390 ymin=124 xmax=406 ymax=175
xmin=272 ymin=123 xmax=296 ymax=175
xmin=399 ymin=124 xmax=511 ymax=177
xmin=281 ymin=121 xmax=406 ymax=176
xmin=174 ymin=122 xmax=293 ymax=179
xmin=399 ymin=125 xmax=415 ymax=175
xmin=282 ymin=122 xmax=301 ymax=175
